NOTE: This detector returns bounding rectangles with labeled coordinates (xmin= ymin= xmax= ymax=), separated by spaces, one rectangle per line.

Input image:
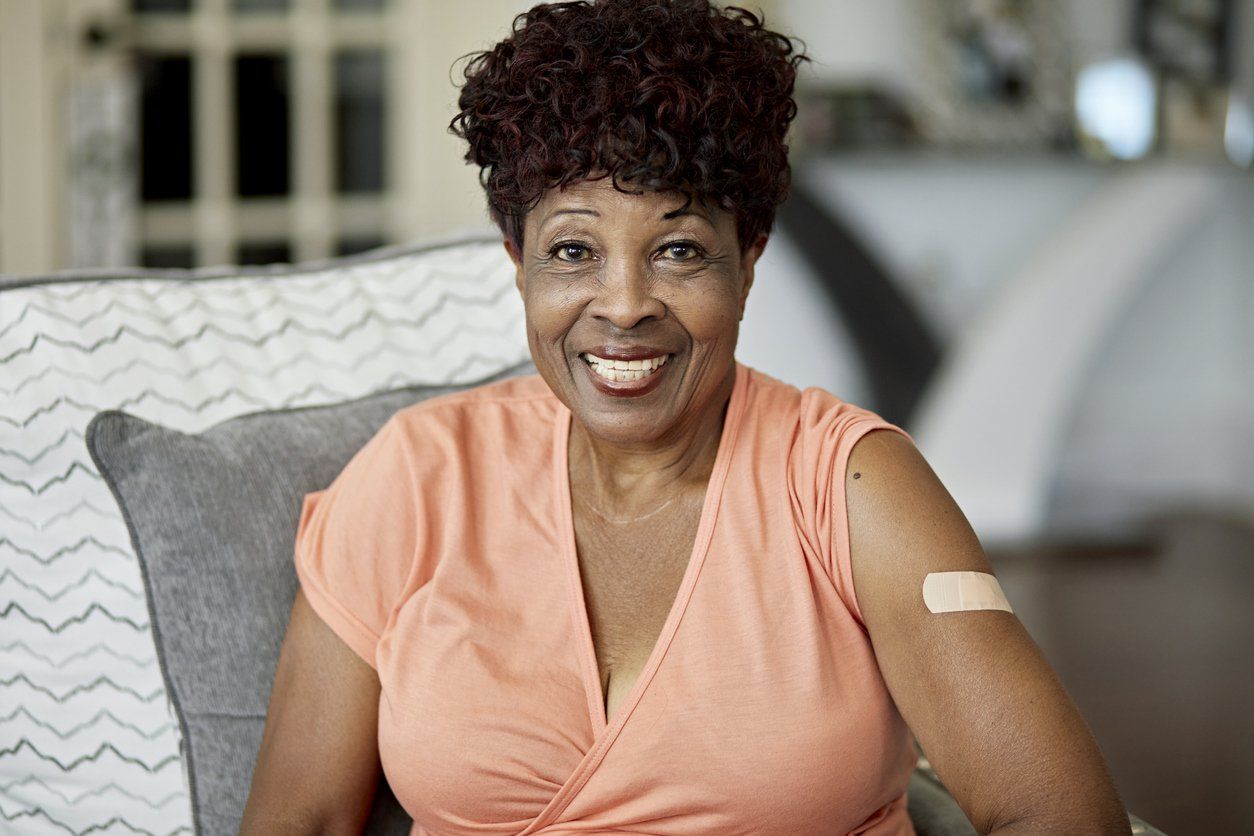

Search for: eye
xmin=551 ymin=242 xmax=593 ymax=263
xmin=660 ymin=241 xmax=702 ymax=261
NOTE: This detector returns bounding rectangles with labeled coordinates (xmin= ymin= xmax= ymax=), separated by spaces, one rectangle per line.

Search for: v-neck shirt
xmin=555 ymin=376 xmax=741 ymax=737
xmin=294 ymin=361 xmax=919 ymax=835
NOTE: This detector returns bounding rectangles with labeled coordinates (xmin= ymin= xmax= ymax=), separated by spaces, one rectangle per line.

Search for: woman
xmin=242 ymin=1 xmax=1129 ymax=833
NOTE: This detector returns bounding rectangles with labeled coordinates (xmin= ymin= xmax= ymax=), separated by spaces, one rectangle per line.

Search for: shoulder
xmin=390 ymin=372 xmax=558 ymax=432
xmin=845 ymin=427 xmax=957 ymax=549
xmin=740 ymin=366 xmax=911 ymax=465
xmin=385 ymin=372 xmax=560 ymax=474
xmin=844 ymin=428 xmax=936 ymax=555
xmin=745 ymin=367 xmax=922 ymax=620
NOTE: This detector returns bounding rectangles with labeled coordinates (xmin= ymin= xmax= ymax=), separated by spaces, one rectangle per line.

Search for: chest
xmin=376 ymin=476 xmax=917 ymax=834
xmin=570 ymin=496 xmax=704 ymax=724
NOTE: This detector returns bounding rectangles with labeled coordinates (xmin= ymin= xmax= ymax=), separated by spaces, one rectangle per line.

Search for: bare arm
xmin=240 ymin=587 xmax=384 ymax=835
xmin=846 ymin=429 xmax=1129 ymax=835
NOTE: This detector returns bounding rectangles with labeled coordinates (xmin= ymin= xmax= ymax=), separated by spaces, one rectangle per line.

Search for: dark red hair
xmin=449 ymin=0 xmax=808 ymax=253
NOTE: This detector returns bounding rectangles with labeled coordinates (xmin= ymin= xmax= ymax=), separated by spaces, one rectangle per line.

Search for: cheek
xmin=660 ymin=280 xmax=742 ymax=341
xmin=523 ymin=281 xmax=584 ymax=345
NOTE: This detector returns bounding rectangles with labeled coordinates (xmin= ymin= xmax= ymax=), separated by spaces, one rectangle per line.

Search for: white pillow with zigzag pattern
xmin=0 ymin=235 xmax=527 ymax=835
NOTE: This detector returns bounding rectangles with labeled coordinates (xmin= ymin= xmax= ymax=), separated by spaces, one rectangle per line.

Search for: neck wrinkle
xmin=569 ymin=365 xmax=735 ymax=508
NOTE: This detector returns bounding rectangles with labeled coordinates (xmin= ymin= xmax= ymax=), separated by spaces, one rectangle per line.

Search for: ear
xmin=503 ymin=238 xmax=525 ymax=294
xmin=737 ymin=233 xmax=768 ymax=321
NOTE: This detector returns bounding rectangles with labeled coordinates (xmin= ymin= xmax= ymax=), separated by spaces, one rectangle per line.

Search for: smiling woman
xmin=240 ymin=1 xmax=1131 ymax=834
xmin=508 ymin=178 xmax=761 ymax=447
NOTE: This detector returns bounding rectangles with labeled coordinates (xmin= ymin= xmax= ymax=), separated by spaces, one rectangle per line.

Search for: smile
xmin=580 ymin=352 xmax=669 ymax=383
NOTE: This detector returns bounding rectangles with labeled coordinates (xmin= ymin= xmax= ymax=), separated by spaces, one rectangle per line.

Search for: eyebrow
xmin=662 ymin=206 xmax=712 ymax=224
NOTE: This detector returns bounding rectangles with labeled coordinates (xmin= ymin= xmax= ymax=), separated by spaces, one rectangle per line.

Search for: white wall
xmin=803 ymin=155 xmax=1107 ymax=341
xmin=774 ymin=0 xmax=1139 ymax=99
xmin=0 ymin=0 xmax=68 ymax=274
xmin=773 ymin=0 xmax=917 ymax=98
xmin=781 ymin=155 xmax=1253 ymax=546
xmin=736 ymin=227 xmax=873 ymax=405
xmin=774 ymin=0 xmax=1254 ymax=119
xmin=393 ymin=0 xmax=538 ymax=244
xmin=1050 ymin=174 xmax=1254 ymax=538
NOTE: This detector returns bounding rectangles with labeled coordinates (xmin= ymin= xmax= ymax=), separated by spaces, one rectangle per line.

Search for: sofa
xmin=0 ymin=235 xmax=1163 ymax=835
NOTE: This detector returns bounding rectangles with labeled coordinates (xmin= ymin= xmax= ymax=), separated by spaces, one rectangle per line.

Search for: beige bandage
xmin=922 ymin=571 xmax=1014 ymax=614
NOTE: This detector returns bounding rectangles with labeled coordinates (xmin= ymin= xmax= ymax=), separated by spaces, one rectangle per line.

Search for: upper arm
xmin=844 ymin=429 xmax=1129 ymax=834
xmin=241 ymin=587 xmax=384 ymax=834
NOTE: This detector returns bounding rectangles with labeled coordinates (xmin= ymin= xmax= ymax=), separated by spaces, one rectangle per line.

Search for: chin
xmin=570 ymin=399 xmax=675 ymax=445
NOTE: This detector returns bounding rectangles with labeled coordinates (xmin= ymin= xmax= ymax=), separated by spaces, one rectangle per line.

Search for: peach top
xmin=294 ymin=362 xmax=918 ymax=835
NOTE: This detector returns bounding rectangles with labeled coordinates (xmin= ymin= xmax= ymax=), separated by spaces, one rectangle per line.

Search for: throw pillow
xmin=86 ymin=362 xmax=533 ymax=834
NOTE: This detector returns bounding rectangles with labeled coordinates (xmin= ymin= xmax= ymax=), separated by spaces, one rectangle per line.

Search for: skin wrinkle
xmin=506 ymin=176 xmax=765 ymax=507
xmin=576 ymin=479 xmax=682 ymax=525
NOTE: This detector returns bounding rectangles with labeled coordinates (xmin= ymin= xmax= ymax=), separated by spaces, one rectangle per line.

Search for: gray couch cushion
xmin=906 ymin=768 xmax=977 ymax=836
xmin=85 ymin=362 xmax=533 ymax=835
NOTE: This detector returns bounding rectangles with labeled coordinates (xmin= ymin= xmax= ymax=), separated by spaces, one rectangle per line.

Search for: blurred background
xmin=0 ymin=0 xmax=1250 ymax=833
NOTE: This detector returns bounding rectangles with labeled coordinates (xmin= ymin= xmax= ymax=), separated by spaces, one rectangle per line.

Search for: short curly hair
xmin=449 ymin=0 xmax=808 ymax=254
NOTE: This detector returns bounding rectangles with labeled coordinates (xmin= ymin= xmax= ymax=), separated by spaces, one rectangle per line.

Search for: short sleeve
xmin=790 ymin=391 xmax=915 ymax=630
xmin=293 ymin=416 xmax=423 ymax=670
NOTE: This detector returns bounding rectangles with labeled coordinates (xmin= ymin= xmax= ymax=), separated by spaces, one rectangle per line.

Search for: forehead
xmin=516 ymin=180 xmax=732 ymax=248
xmin=538 ymin=178 xmax=681 ymax=211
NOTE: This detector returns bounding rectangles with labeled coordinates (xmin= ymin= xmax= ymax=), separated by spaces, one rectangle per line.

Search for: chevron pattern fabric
xmin=0 ymin=236 xmax=529 ymax=835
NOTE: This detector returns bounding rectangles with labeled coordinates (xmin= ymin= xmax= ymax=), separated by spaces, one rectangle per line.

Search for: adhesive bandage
xmin=922 ymin=571 xmax=1014 ymax=614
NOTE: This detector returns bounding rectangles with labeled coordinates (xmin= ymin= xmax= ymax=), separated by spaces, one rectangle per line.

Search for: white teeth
xmin=581 ymin=353 xmax=670 ymax=382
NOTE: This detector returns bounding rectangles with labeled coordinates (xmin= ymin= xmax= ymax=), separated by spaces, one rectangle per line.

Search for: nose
xmin=588 ymin=258 xmax=666 ymax=330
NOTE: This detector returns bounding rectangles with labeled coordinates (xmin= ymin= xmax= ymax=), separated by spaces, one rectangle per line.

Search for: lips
xmin=577 ymin=349 xmax=673 ymax=397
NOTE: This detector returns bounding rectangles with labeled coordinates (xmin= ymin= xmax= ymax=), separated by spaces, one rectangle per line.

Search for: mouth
xmin=579 ymin=351 xmax=670 ymax=383
xmin=576 ymin=350 xmax=673 ymax=398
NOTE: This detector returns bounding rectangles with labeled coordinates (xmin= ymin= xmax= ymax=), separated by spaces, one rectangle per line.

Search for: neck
xmin=569 ymin=365 xmax=736 ymax=511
